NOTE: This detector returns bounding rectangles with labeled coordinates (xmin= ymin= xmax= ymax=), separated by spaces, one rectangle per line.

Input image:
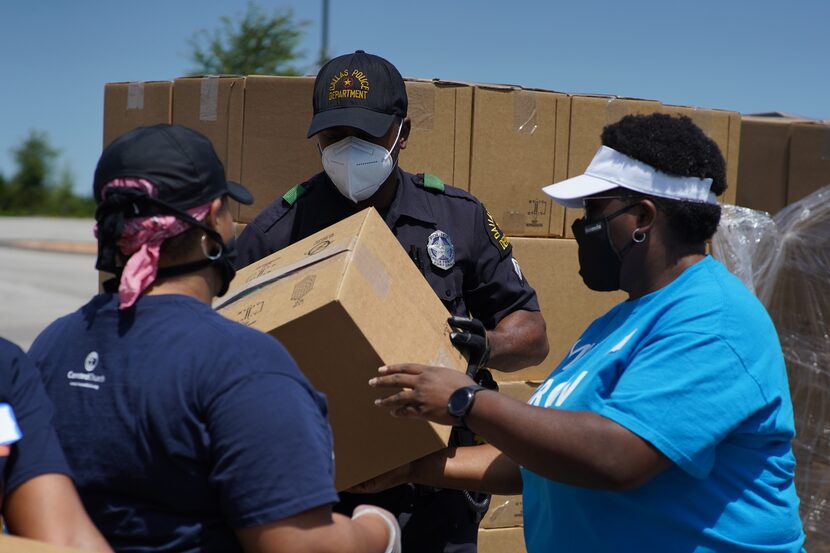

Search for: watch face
xmin=448 ymin=387 xmax=474 ymax=417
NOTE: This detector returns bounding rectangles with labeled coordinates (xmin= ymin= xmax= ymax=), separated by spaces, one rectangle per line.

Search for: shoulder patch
xmin=421 ymin=173 xmax=445 ymax=193
xmin=484 ymin=209 xmax=512 ymax=258
xmin=282 ymin=183 xmax=307 ymax=206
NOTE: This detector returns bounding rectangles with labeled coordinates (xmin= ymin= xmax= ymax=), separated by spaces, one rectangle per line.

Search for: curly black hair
xmin=601 ymin=113 xmax=726 ymax=244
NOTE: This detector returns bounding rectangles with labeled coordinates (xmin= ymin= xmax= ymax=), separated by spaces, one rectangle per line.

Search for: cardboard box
xmin=787 ymin=122 xmax=830 ymax=205
xmin=237 ymin=76 xmax=319 ymax=224
xmin=736 ymin=115 xmax=830 ymax=213
xmin=0 ymin=535 xmax=89 ymax=553
xmin=468 ymin=85 xmax=570 ymax=237
xmin=217 ymin=208 xmax=467 ymax=489
xmin=478 ymin=527 xmax=527 ymax=553
xmin=736 ymin=115 xmax=803 ymax=214
xmin=481 ymin=494 xmax=524 ymax=529
xmin=399 ymin=79 xmax=473 ymax=191
xmin=103 ymin=81 xmax=172 ymax=148
xmin=172 ymin=76 xmax=245 ymax=182
xmin=503 ymin=237 xmax=626 ymax=381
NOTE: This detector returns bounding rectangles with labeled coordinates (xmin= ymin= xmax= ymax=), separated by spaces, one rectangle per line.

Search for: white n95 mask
xmin=320 ymin=122 xmax=403 ymax=203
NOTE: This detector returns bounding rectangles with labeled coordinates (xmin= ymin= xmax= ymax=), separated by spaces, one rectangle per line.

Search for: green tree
xmin=4 ymin=130 xmax=58 ymax=212
xmin=0 ymin=131 xmax=94 ymax=217
xmin=188 ymin=2 xmax=308 ymax=76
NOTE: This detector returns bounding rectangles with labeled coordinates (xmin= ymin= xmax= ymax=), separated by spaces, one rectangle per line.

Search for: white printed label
xmin=0 ymin=404 xmax=22 ymax=445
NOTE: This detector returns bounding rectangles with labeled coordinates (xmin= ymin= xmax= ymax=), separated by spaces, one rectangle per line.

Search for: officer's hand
xmin=352 ymin=505 xmax=402 ymax=553
xmin=448 ymin=316 xmax=490 ymax=370
xmin=370 ymin=363 xmax=476 ymax=426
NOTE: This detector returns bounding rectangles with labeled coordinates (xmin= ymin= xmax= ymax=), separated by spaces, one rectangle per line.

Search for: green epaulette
xmin=282 ymin=183 xmax=307 ymax=205
xmin=422 ymin=173 xmax=445 ymax=193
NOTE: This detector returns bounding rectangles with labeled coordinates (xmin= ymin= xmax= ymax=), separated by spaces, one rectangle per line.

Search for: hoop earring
xmin=632 ymin=228 xmax=647 ymax=243
xmin=201 ymin=234 xmax=223 ymax=260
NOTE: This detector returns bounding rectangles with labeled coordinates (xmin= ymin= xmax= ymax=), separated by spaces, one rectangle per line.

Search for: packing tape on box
xmin=127 ymin=81 xmax=145 ymax=110
xmin=353 ymin=243 xmax=391 ymax=300
xmin=200 ymin=76 xmax=219 ymax=122
xmin=514 ymin=90 xmax=538 ymax=135
xmin=407 ymin=83 xmax=435 ymax=131
xmin=214 ymin=237 xmax=357 ymax=310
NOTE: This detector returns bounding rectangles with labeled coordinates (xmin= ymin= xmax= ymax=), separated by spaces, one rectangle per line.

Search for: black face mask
xmin=572 ymin=203 xmax=640 ymax=292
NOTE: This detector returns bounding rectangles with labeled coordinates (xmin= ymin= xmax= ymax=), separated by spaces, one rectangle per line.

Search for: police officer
xmin=236 ymin=51 xmax=549 ymax=553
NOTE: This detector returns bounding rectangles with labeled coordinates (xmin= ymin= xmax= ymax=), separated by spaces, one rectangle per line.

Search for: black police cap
xmin=307 ymin=50 xmax=408 ymax=139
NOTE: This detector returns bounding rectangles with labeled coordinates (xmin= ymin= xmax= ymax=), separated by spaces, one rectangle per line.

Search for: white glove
xmin=352 ymin=505 xmax=402 ymax=553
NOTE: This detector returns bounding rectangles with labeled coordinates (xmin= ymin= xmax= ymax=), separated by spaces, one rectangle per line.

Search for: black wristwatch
xmin=447 ymin=385 xmax=487 ymax=428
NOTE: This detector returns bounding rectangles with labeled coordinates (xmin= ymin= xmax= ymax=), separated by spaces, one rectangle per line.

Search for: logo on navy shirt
xmin=67 ymin=351 xmax=106 ymax=391
xmin=84 ymin=351 xmax=98 ymax=372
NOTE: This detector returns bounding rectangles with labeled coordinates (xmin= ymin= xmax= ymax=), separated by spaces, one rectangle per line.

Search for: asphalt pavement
xmin=0 ymin=217 xmax=98 ymax=350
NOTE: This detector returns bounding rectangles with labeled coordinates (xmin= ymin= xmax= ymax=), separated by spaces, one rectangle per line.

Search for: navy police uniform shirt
xmin=237 ymin=169 xmax=540 ymax=329
xmin=28 ymin=294 xmax=338 ymax=553
xmin=0 ymin=337 xmax=71 ymax=500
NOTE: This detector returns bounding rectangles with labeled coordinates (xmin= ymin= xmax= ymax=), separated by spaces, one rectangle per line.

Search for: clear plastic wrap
xmin=711 ymin=205 xmax=776 ymax=294
xmin=714 ymin=186 xmax=830 ymax=551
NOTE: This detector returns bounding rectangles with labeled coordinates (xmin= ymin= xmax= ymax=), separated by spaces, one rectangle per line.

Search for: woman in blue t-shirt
xmin=360 ymin=114 xmax=806 ymax=552
xmin=29 ymin=125 xmax=400 ymax=553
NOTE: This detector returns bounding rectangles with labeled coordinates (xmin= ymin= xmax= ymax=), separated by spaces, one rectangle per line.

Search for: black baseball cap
xmin=307 ymin=50 xmax=408 ymax=138
xmin=94 ymin=124 xmax=253 ymax=209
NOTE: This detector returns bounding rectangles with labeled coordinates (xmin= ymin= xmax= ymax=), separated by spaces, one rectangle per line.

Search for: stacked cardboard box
xmin=468 ymin=85 xmax=569 ymax=237
xmin=102 ymin=77 xmax=744 ymax=236
xmin=103 ymin=81 xmax=173 ymax=148
xmin=737 ymin=114 xmax=830 ymax=215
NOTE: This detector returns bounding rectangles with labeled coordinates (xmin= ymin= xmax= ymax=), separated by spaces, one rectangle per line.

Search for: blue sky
xmin=1 ymin=0 xmax=828 ymax=197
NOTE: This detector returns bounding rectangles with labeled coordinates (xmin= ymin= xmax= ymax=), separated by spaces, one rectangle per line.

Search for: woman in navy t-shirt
xmin=29 ymin=125 xmax=400 ymax=553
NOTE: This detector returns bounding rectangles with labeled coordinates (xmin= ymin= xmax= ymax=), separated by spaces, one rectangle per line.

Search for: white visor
xmin=542 ymin=146 xmax=717 ymax=208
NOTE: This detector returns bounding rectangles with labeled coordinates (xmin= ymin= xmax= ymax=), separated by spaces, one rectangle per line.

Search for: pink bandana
xmin=94 ymin=179 xmax=211 ymax=309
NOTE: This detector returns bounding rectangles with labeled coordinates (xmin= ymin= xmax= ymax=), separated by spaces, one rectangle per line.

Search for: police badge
xmin=427 ymin=230 xmax=455 ymax=270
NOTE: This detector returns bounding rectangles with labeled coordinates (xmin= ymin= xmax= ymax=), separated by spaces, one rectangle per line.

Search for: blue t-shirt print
xmin=528 ymin=302 xmax=639 ymax=411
